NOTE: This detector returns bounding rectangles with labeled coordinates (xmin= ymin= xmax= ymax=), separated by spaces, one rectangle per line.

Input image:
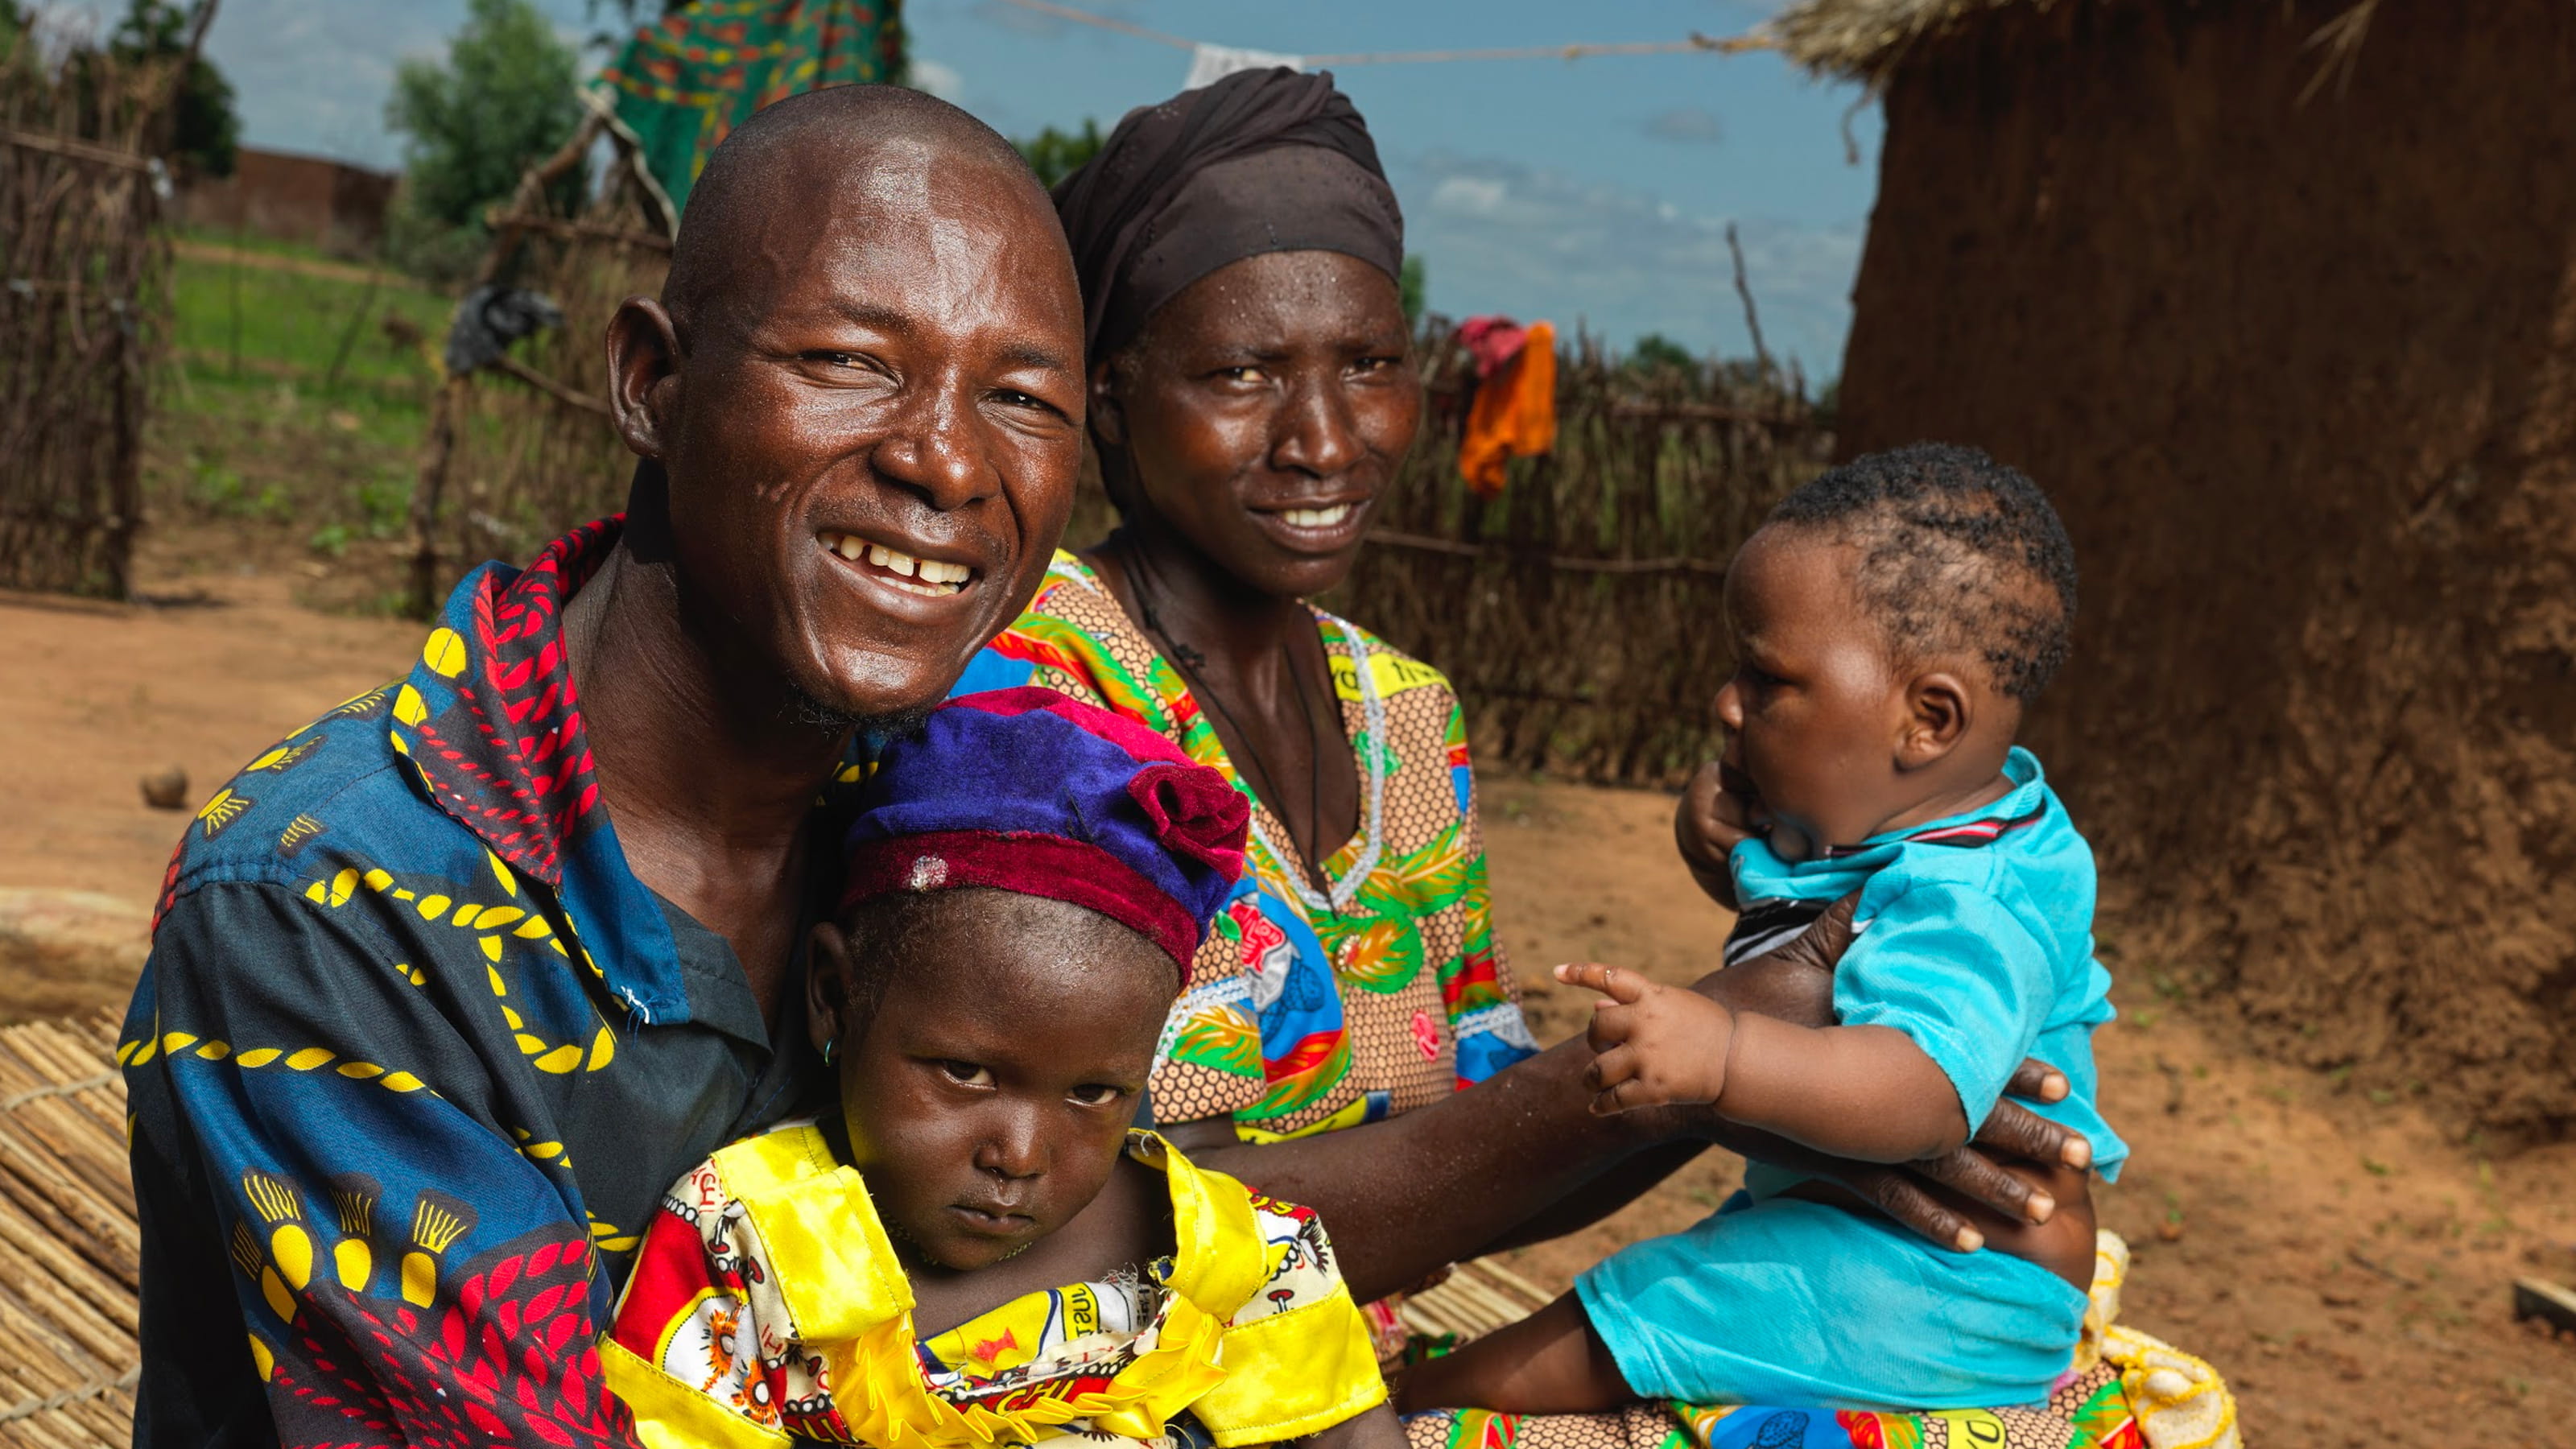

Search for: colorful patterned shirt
xmin=122 ymin=518 xmax=852 ymax=1448
xmin=605 ymin=1126 xmax=1385 ymax=1449
xmin=952 ymin=551 xmax=1539 ymax=1141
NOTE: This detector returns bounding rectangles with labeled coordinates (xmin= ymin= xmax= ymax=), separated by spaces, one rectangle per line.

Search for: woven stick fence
xmin=408 ymin=100 xmax=672 ymax=615
xmin=0 ymin=1013 xmax=138 ymax=1447
xmin=0 ymin=42 xmax=175 ymax=599
xmin=1328 ymin=331 xmax=1830 ymax=787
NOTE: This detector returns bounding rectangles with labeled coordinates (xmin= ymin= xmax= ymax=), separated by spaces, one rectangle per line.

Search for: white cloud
xmin=1393 ymin=150 xmax=1861 ymax=375
xmin=908 ymin=58 xmax=965 ymax=102
xmin=1642 ymin=106 xmax=1724 ymax=146
xmin=1428 ymin=175 xmax=1508 ymax=218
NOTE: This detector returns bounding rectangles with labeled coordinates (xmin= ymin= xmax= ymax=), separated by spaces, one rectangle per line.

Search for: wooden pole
xmin=407 ymin=374 xmax=465 ymax=619
xmin=322 ymin=263 xmax=382 ymax=395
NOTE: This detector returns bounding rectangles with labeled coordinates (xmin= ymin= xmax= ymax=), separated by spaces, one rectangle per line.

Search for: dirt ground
xmin=4 ymin=555 xmax=2573 ymax=1445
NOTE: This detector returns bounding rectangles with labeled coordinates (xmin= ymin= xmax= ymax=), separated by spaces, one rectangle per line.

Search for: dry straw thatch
xmin=1771 ymin=0 xmax=2076 ymax=83
xmin=1773 ymin=0 xmax=2388 ymax=93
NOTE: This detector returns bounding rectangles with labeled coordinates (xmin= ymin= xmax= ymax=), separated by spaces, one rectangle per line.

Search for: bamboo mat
xmin=1400 ymin=1254 xmax=1557 ymax=1343
xmin=0 ymin=1013 xmax=136 ymax=1447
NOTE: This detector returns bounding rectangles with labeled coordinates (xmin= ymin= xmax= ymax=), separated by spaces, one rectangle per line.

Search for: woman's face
xmin=1100 ymin=249 xmax=1418 ymax=601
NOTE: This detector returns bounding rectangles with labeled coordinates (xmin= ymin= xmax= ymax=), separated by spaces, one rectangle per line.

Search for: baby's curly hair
xmin=1766 ymin=444 xmax=2078 ymax=703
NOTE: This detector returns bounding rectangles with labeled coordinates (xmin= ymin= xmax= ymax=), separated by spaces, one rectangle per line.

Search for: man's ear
xmin=807 ymin=921 xmax=852 ymax=1056
xmin=605 ymin=295 xmax=683 ymax=460
xmin=1087 ymin=357 xmax=1127 ymax=449
xmin=1897 ymin=670 xmax=1973 ymax=770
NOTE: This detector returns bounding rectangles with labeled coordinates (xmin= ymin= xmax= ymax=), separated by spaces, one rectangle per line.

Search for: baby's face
xmin=834 ymin=894 xmax=1173 ymax=1273
xmin=1713 ymin=527 xmax=1912 ymax=862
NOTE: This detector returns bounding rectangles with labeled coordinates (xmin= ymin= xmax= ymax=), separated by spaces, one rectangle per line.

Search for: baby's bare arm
xmin=1719 ymin=1013 xmax=1969 ymax=1161
xmin=1560 ymin=963 xmax=1970 ymax=1162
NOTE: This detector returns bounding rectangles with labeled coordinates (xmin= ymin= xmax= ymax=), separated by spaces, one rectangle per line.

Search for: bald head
xmin=664 ymin=84 xmax=1053 ymax=342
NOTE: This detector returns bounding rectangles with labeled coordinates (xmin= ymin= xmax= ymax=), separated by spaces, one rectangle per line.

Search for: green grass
xmin=146 ymin=233 xmax=459 ymax=609
xmin=167 ymin=239 xmax=451 ymax=405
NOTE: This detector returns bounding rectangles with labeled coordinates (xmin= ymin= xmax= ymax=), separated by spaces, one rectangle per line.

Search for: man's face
xmin=654 ymin=139 xmax=1086 ymax=723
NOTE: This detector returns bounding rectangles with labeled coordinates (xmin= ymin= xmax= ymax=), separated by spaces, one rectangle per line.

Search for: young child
xmin=605 ymin=687 xmax=1400 ymax=1449
xmin=1401 ymin=444 xmax=2126 ymax=1414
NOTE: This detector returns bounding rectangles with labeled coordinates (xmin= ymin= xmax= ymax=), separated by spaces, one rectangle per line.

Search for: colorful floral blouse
xmin=953 ymin=551 xmax=1541 ymax=1141
xmin=605 ymin=1125 xmax=1385 ymax=1449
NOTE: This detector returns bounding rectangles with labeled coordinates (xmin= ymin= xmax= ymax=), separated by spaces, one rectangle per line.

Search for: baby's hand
xmin=1674 ymin=762 xmax=1759 ymax=910
xmin=1554 ymin=962 xmax=1736 ymax=1114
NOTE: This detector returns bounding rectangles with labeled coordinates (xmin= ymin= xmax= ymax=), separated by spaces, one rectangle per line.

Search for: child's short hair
xmin=1768 ymin=443 xmax=2078 ymax=702
xmin=832 ymin=887 xmax=1178 ymax=1033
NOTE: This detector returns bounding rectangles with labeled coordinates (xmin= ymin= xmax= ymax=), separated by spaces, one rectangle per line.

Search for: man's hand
xmin=1557 ymin=962 xmax=1735 ymax=1114
xmin=1674 ymin=761 xmax=1761 ymax=910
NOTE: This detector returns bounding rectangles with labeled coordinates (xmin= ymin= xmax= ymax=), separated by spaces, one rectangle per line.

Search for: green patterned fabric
xmin=601 ymin=0 xmax=906 ymax=216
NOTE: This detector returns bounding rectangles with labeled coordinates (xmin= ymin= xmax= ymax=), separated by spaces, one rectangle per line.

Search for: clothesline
xmin=987 ymin=0 xmax=1774 ymax=65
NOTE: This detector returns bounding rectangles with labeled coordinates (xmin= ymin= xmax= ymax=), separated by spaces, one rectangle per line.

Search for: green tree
xmin=1625 ymin=332 xmax=1699 ymax=378
xmin=386 ymin=0 xmax=584 ymax=230
xmin=1014 ymin=119 xmax=1102 ymax=188
xmin=112 ymin=0 xmax=237 ymax=179
xmin=1399 ymin=254 xmax=1426 ymax=328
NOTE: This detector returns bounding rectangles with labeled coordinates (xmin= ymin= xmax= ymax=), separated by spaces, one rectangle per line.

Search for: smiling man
xmin=120 ymin=86 xmax=1086 ymax=1447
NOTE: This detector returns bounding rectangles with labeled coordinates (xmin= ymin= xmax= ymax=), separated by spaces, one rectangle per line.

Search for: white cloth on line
xmin=1184 ymin=43 xmax=1304 ymax=89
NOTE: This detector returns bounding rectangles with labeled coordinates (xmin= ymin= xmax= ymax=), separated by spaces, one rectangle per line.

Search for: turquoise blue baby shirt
xmin=1732 ymin=745 xmax=2125 ymax=1192
xmin=1575 ymin=746 xmax=2123 ymax=1410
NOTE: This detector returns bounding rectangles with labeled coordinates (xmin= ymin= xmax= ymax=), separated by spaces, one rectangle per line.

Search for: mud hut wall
xmin=1834 ymin=0 xmax=2576 ymax=1134
xmin=175 ymin=147 xmax=398 ymax=256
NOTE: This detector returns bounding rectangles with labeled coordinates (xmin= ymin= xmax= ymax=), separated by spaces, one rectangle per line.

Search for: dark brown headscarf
xmin=1054 ymin=68 xmax=1405 ymax=359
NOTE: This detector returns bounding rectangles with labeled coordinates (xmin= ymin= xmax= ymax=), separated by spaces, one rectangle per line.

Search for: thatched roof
xmin=1773 ymin=0 xmax=2380 ymax=93
xmin=1769 ymin=0 xmax=2062 ymax=85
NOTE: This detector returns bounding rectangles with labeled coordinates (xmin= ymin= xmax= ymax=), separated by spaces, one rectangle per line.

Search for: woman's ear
xmin=1087 ymin=357 xmax=1128 ymax=449
xmin=807 ymin=921 xmax=852 ymax=1057
xmin=1897 ymin=670 xmax=1973 ymax=770
xmin=605 ymin=295 xmax=684 ymax=460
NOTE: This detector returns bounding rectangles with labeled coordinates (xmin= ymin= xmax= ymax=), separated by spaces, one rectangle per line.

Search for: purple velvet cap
xmin=840 ymin=687 xmax=1250 ymax=980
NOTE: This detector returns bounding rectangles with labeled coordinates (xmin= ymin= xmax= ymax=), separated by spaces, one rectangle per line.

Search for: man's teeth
xmin=818 ymin=532 xmax=971 ymax=595
xmin=1278 ymin=503 xmax=1356 ymax=529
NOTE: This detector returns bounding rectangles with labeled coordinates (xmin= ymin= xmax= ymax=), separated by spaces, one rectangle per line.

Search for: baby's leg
xmin=1393 ymin=1295 xmax=1633 ymax=1413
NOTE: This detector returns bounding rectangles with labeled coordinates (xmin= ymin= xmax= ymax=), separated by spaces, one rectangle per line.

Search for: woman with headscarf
xmin=960 ymin=66 xmax=2095 ymax=1373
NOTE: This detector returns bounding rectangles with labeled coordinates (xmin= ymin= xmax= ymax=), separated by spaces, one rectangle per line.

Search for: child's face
xmin=817 ymin=893 xmax=1174 ymax=1273
xmin=1714 ymin=526 xmax=1913 ymax=863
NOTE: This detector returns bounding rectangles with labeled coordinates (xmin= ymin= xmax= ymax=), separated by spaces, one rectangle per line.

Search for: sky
xmin=41 ymin=0 xmax=1883 ymax=374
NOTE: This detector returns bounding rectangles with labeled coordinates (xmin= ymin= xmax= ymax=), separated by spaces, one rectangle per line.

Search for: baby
xmin=1402 ymin=444 xmax=2126 ymax=1414
xmin=606 ymin=688 xmax=1400 ymax=1449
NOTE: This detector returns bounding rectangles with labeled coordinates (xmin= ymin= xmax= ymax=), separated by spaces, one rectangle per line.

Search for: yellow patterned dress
xmin=604 ymin=1126 xmax=1385 ymax=1449
xmin=955 ymin=551 xmax=1541 ymax=1142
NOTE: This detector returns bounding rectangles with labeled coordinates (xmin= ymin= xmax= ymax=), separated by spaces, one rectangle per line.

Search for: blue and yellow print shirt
xmin=123 ymin=518 xmax=845 ymax=1449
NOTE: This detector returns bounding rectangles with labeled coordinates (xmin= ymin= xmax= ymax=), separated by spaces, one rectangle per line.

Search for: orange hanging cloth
xmin=1456 ymin=317 xmax=1557 ymax=498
